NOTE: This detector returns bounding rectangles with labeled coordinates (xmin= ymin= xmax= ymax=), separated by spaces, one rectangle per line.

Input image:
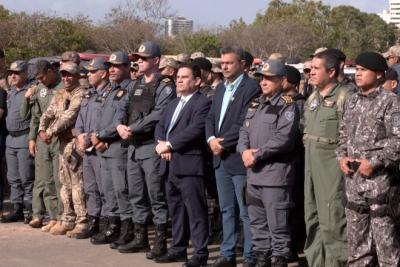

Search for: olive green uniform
xmin=20 ymin=79 xmax=63 ymax=221
xmin=303 ymin=84 xmax=348 ymax=267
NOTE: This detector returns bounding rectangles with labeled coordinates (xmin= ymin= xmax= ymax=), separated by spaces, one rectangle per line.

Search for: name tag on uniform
xmin=134 ymin=89 xmax=143 ymax=96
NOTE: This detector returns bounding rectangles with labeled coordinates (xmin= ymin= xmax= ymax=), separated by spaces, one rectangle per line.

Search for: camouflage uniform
xmin=336 ymin=87 xmax=400 ymax=267
xmin=38 ymin=84 xmax=87 ymax=230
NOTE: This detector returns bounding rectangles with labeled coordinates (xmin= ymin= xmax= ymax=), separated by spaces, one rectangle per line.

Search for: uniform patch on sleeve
xmin=39 ymin=88 xmax=48 ymax=98
xmin=391 ymin=112 xmax=400 ymax=127
xmin=284 ymin=111 xmax=295 ymax=121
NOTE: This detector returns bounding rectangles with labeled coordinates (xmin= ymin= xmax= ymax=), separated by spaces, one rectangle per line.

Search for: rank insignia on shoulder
xmin=281 ymin=95 xmax=293 ymax=105
xmin=115 ymin=89 xmax=126 ymax=100
xmin=162 ymin=77 xmax=173 ymax=84
xmin=248 ymin=99 xmax=260 ymax=110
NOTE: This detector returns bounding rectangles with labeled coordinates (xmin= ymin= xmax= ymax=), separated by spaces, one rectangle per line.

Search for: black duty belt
xmin=8 ymin=129 xmax=29 ymax=137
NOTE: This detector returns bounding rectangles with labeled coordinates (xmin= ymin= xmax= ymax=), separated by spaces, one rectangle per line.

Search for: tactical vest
xmin=127 ymin=79 xmax=160 ymax=125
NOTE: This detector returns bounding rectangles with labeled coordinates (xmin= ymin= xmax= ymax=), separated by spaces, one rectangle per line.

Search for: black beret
xmin=386 ymin=67 xmax=399 ymax=82
xmin=324 ymin=48 xmax=346 ymax=61
xmin=355 ymin=52 xmax=388 ymax=72
xmin=192 ymin=57 xmax=212 ymax=71
xmin=285 ymin=65 xmax=301 ymax=85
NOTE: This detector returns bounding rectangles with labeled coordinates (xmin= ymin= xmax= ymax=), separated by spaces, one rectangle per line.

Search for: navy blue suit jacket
xmin=155 ymin=91 xmax=211 ymax=177
xmin=205 ymin=74 xmax=261 ymax=175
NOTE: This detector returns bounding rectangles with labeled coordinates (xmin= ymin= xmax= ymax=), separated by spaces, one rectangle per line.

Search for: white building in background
xmin=165 ymin=17 xmax=194 ymax=37
xmin=378 ymin=0 xmax=400 ymax=28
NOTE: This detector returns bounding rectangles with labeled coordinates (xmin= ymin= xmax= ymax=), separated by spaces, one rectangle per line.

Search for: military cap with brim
xmin=8 ymin=60 xmax=28 ymax=72
xmin=355 ymin=52 xmax=388 ymax=72
xmin=61 ymin=51 xmax=80 ymax=65
xmin=106 ymin=51 xmax=130 ymax=65
xmin=60 ymin=62 xmax=80 ymax=75
xmin=255 ymin=59 xmax=287 ymax=77
xmin=382 ymin=46 xmax=400 ymax=58
xmin=85 ymin=57 xmax=108 ymax=71
xmin=176 ymin=53 xmax=191 ymax=63
xmin=159 ymin=57 xmax=179 ymax=70
xmin=191 ymin=51 xmax=205 ymax=59
xmin=132 ymin=41 xmax=161 ymax=58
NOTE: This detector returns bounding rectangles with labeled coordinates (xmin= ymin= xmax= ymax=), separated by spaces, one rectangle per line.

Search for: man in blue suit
xmin=206 ymin=46 xmax=261 ymax=267
xmin=154 ymin=63 xmax=211 ymax=267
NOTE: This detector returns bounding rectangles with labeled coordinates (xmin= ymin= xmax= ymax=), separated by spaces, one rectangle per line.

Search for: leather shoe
xmin=210 ymin=256 xmax=236 ymax=267
xmin=155 ymin=253 xmax=187 ymax=263
xmin=182 ymin=256 xmax=207 ymax=267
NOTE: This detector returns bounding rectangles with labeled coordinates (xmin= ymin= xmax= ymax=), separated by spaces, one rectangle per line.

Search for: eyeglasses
xmin=8 ymin=71 xmax=22 ymax=76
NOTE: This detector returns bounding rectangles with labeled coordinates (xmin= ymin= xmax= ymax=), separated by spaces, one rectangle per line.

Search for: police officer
xmin=115 ymin=41 xmax=174 ymax=258
xmin=337 ymin=52 xmax=400 ymax=266
xmin=90 ymin=51 xmax=134 ymax=247
xmin=159 ymin=57 xmax=179 ymax=82
xmin=1 ymin=60 xmax=34 ymax=223
xmin=192 ymin=57 xmax=214 ymax=99
xmin=303 ymin=49 xmax=349 ymax=267
xmin=21 ymin=60 xmax=63 ymax=230
xmin=237 ymin=60 xmax=299 ymax=267
xmin=282 ymin=65 xmax=306 ymax=260
xmin=38 ymin=62 xmax=87 ymax=237
xmin=74 ymin=57 xmax=110 ymax=239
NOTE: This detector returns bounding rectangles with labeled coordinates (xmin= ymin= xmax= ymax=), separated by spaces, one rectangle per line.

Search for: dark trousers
xmin=166 ymin=173 xmax=209 ymax=258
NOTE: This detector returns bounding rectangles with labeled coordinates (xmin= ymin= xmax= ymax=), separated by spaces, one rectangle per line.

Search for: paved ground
xmin=0 ymin=200 xmax=305 ymax=267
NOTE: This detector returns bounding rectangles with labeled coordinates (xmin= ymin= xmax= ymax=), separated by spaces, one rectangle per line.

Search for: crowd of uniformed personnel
xmin=0 ymin=42 xmax=399 ymax=267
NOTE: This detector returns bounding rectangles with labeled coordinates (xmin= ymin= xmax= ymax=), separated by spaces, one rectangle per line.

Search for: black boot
xmin=255 ymin=251 xmax=271 ymax=267
xmin=270 ymin=256 xmax=287 ymax=267
xmin=118 ymin=223 xmax=149 ymax=253
xmin=90 ymin=216 xmax=120 ymax=245
xmin=146 ymin=223 xmax=167 ymax=259
xmin=24 ymin=203 xmax=33 ymax=224
xmin=75 ymin=216 xmax=100 ymax=239
xmin=1 ymin=203 xmax=24 ymax=223
xmin=110 ymin=219 xmax=134 ymax=249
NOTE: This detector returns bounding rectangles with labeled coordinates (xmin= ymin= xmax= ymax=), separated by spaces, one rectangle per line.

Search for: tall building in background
xmin=378 ymin=0 xmax=400 ymax=28
xmin=165 ymin=17 xmax=194 ymax=37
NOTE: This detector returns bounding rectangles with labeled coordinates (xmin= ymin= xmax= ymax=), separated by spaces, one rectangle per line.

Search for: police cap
xmin=355 ymin=52 xmax=388 ymax=72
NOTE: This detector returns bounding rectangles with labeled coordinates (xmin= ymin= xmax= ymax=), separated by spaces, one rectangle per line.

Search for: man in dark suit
xmin=154 ymin=63 xmax=211 ymax=267
xmin=206 ymin=46 xmax=261 ymax=267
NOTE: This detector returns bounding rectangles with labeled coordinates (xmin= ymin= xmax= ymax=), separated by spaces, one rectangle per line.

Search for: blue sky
xmin=0 ymin=0 xmax=388 ymax=27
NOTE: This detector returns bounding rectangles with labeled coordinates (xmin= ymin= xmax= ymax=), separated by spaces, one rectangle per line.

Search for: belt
xmin=8 ymin=129 xmax=29 ymax=137
xmin=303 ymin=134 xmax=337 ymax=144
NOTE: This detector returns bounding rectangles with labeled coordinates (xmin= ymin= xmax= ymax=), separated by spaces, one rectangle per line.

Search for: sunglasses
xmin=8 ymin=71 xmax=23 ymax=75
xmin=138 ymin=56 xmax=154 ymax=61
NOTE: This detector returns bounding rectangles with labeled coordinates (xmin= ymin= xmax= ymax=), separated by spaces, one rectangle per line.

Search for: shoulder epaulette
xmin=249 ymin=98 xmax=260 ymax=109
xmin=281 ymin=95 xmax=293 ymax=105
xmin=161 ymin=76 xmax=174 ymax=85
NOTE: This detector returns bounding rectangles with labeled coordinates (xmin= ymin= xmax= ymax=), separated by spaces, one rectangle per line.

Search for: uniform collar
xmin=320 ymin=82 xmax=340 ymax=98
xmin=260 ymin=90 xmax=283 ymax=106
xmin=357 ymin=86 xmax=381 ymax=99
